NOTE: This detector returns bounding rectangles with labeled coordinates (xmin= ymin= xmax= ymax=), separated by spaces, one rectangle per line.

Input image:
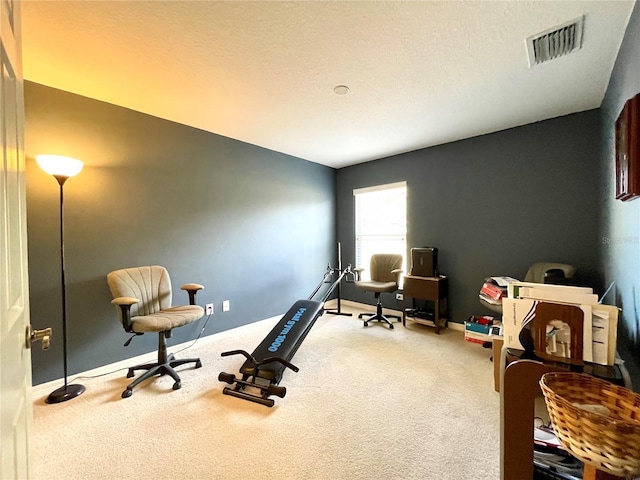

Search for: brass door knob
xmin=26 ymin=325 xmax=52 ymax=350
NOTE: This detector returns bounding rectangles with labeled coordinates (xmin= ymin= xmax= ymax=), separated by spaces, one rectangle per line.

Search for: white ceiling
xmin=20 ymin=1 xmax=635 ymax=169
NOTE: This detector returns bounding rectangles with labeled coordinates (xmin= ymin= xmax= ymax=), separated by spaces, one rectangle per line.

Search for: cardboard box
xmin=507 ymin=281 xmax=593 ymax=301
xmin=464 ymin=330 xmax=491 ymax=344
xmin=480 ymin=282 xmax=505 ymax=301
xmin=465 ymin=319 xmax=493 ymax=335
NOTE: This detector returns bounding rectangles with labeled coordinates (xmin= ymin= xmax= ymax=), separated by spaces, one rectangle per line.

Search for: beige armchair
xmin=354 ymin=253 xmax=403 ymax=329
xmin=480 ymin=262 xmax=576 ymax=315
xmin=523 ymin=262 xmax=576 ymax=283
xmin=107 ymin=265 xmax=204 ymax=398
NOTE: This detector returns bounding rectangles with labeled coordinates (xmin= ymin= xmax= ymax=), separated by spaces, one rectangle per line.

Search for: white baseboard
xmin=31 ymin=333 xmax=210 ymax=398
xmin=33 ymin=301 xmax=464 ymax=395
xmin=32 ymin=315 xmax=282 ymax=397
xmin=326 ymin=299 xmax=464 ymax=331
xmin=449 ymin=322 xmax=464 ymax=332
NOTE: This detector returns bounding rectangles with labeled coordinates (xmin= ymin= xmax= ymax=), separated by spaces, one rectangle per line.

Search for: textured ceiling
xmin=21 ymin=1 xmax=635 ymax=169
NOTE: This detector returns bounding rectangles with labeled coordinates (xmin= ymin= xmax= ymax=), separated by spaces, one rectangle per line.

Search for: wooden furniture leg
xmin=501 ymin=359 xmax=565 ymax=480
xmin=583 ymin=464 xmax=625 ymax=480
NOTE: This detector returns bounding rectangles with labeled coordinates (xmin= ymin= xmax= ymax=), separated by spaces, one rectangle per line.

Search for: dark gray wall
xmin=25 ymin=82 xmax=336 ymax=386
xmin=600 ymin=1 xmax=640 ymax=388
xmin=337 ymin=110 xmax=603 ymax=327
xmin=28 ymin=4 xmax=640 ymax=390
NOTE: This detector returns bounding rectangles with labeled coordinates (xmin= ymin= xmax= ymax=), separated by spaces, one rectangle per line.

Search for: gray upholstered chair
xmin=107 ymin=265 xmax=204 ymax=398
xmin=480 ymin=262 xmax=576 ymax=315
xmin=523 ymin=262 xmax=576 ymax=284
xmin=354 ymin=253 xmax=403 ymax=329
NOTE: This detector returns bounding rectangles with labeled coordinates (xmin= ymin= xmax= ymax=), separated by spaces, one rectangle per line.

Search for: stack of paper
xmin=502 ymin=282 xmax=618 ymax=366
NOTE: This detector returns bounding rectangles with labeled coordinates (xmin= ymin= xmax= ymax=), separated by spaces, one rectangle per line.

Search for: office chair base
xmin=358 ymin=302 xmax=400 ymax=329
xmin=122 ymin=353 xmax=202 ymax=398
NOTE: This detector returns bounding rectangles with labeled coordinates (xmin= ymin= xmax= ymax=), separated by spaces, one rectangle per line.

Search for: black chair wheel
xmin=218 ymin=372 xmax=236 ymax=384
xmin=122 ymin=388 xmax=133 ymax=398
xmin=266 ymin=385 xmax=286 ymax=398
xmin=172 ymin=381 xmax=181 ymax=390
xmin=126 ymin=370 xmax=135 ymax=378
xmin=195 ymin=360 xmax=202 ymax=369
xmin=389 ymin=324 xmax=394 ymax=329
xmin=364 ymin=322 xmax=369 ymax=327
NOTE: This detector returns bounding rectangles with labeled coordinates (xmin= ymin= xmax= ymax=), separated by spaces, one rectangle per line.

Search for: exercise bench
xmin=218 ymin=265 xmax=353 ymax=407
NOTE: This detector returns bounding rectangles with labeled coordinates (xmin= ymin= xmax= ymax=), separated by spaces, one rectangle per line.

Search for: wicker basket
xmin=540 ymin=372 xmax=640 ymax=478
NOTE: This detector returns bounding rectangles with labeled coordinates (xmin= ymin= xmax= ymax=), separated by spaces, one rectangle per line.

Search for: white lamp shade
xmin=36 ymin=155 xmax=84 ymax=178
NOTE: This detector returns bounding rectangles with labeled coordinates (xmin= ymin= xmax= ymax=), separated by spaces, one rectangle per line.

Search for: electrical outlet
xmin=222 ymin=300 xmax=230 ymax=312
xmin=396 ymin=293 xmax=403 ymax=301
xmin=205 ymin=303 xmax=214 ymax=315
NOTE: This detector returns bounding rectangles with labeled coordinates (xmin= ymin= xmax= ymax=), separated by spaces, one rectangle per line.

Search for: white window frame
xmin=354 ymin=181 xmax=407 ymax=280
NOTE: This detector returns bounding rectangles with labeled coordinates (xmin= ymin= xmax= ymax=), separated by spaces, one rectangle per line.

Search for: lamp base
xmin=45 ymin=383 xmax=86 ymax=404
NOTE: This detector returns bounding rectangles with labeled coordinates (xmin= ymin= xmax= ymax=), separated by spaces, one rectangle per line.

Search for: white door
xmin=0 ymin=0 xmax=32 ymax=478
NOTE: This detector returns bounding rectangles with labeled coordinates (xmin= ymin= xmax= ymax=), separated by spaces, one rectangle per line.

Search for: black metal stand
xmin=46 ymin=177 xmax=85 ymax=404
xmin=358 ymin=296 xmax=401 ymax=329
xmin=325 ymin=242 xmax=352 ymax=317
xmin=120 ymin=331 xmax=201 ymax=398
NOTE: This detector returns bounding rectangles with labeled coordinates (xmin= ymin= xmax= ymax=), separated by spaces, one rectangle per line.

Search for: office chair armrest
xmin=391 ymin=268 xmax=403 ymax=281
xmin=111 ymin=296 xmax=139 ymax=306
xmin=353 ymin=267 xmax=364 ymax=282
xmin=181 ymin=283 xmax=204 ymax=305
xmin=111 ymin=296 xmax=139 ymax=332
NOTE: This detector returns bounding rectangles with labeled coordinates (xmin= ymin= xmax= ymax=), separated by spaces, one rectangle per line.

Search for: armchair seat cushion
xmin=354 ymin=280 xmax=398 ymax=293
xmin=131 ymin=305 xmax=204 ymax=333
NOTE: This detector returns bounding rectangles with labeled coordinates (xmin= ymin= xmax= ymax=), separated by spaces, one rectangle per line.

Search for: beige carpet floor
xmin=31 ymin=303 xmax=500 ymax=480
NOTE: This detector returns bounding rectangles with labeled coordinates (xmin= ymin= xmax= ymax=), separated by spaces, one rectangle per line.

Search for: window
xmin=354 ymin=181 xmax=407 ymax=279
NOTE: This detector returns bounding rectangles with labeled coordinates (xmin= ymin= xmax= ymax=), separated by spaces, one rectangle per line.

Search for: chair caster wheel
xmin=389 ymin=325 xmax=394 ymax=329
xmin=122 ymin=389 xmax=133 ymax=398
xmin=172 ymin=381 xmax=181 ymax=390
xmin=126 ymin=370 xmax=134 ymax=378
xmin=364 ymin=322 xmax=369 ymax=327
xmin=195 ymin=360 xmax=202 ymax=369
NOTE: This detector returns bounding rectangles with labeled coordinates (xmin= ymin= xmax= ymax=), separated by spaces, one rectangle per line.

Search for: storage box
xmin=480 ymin=282 xmax=505 ymax=301
xmin=464 ymin=330 xmax=491 ymax=344
xmin=465 ymin=316 xmax=494 ymax=335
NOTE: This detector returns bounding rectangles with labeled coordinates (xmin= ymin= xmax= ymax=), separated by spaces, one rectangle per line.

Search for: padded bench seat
xmin=240 ymin=299 xmax=324 ymax=381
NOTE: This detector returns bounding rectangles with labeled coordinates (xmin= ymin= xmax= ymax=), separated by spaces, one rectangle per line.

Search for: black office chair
xmin=354 ymin=253 xmax=403 ymax=329
xmin=107 ymin=265 xmax=205 ymax=398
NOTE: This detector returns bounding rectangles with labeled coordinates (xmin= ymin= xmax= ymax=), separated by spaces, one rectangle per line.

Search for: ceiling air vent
xmin=526 ymin=16 xmax=584 ymax=66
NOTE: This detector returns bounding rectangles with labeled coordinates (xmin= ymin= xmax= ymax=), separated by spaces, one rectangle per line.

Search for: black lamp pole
xmin=46 ymin=174 xmax=85 ymax=404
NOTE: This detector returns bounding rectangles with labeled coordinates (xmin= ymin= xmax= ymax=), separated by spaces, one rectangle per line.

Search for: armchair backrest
xmin=370 ymin=254 xmax=403 ymax=283
xmin=107 ymin=265 xmax=172 ymax=317
xmin=524 ymin=262 xmax=576 ymax=283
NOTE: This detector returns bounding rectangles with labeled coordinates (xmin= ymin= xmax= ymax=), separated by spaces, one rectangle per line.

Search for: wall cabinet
xmin=615 ymin=92 xmax=640 ymax=201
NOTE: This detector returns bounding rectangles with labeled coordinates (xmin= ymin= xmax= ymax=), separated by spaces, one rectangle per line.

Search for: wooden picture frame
xmin=615 ymin=92 xmax=640 ymax=201
xmin=532 ymin=302 xmax=584 ymax=366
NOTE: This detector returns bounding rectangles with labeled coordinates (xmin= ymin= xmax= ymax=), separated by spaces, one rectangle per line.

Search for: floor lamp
xmin=36 ymin=154 xmax=86 ymax=404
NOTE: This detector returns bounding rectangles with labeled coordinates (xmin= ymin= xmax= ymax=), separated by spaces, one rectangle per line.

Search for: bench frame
xmin=218 ymin=265 xmax=353 ymax=407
